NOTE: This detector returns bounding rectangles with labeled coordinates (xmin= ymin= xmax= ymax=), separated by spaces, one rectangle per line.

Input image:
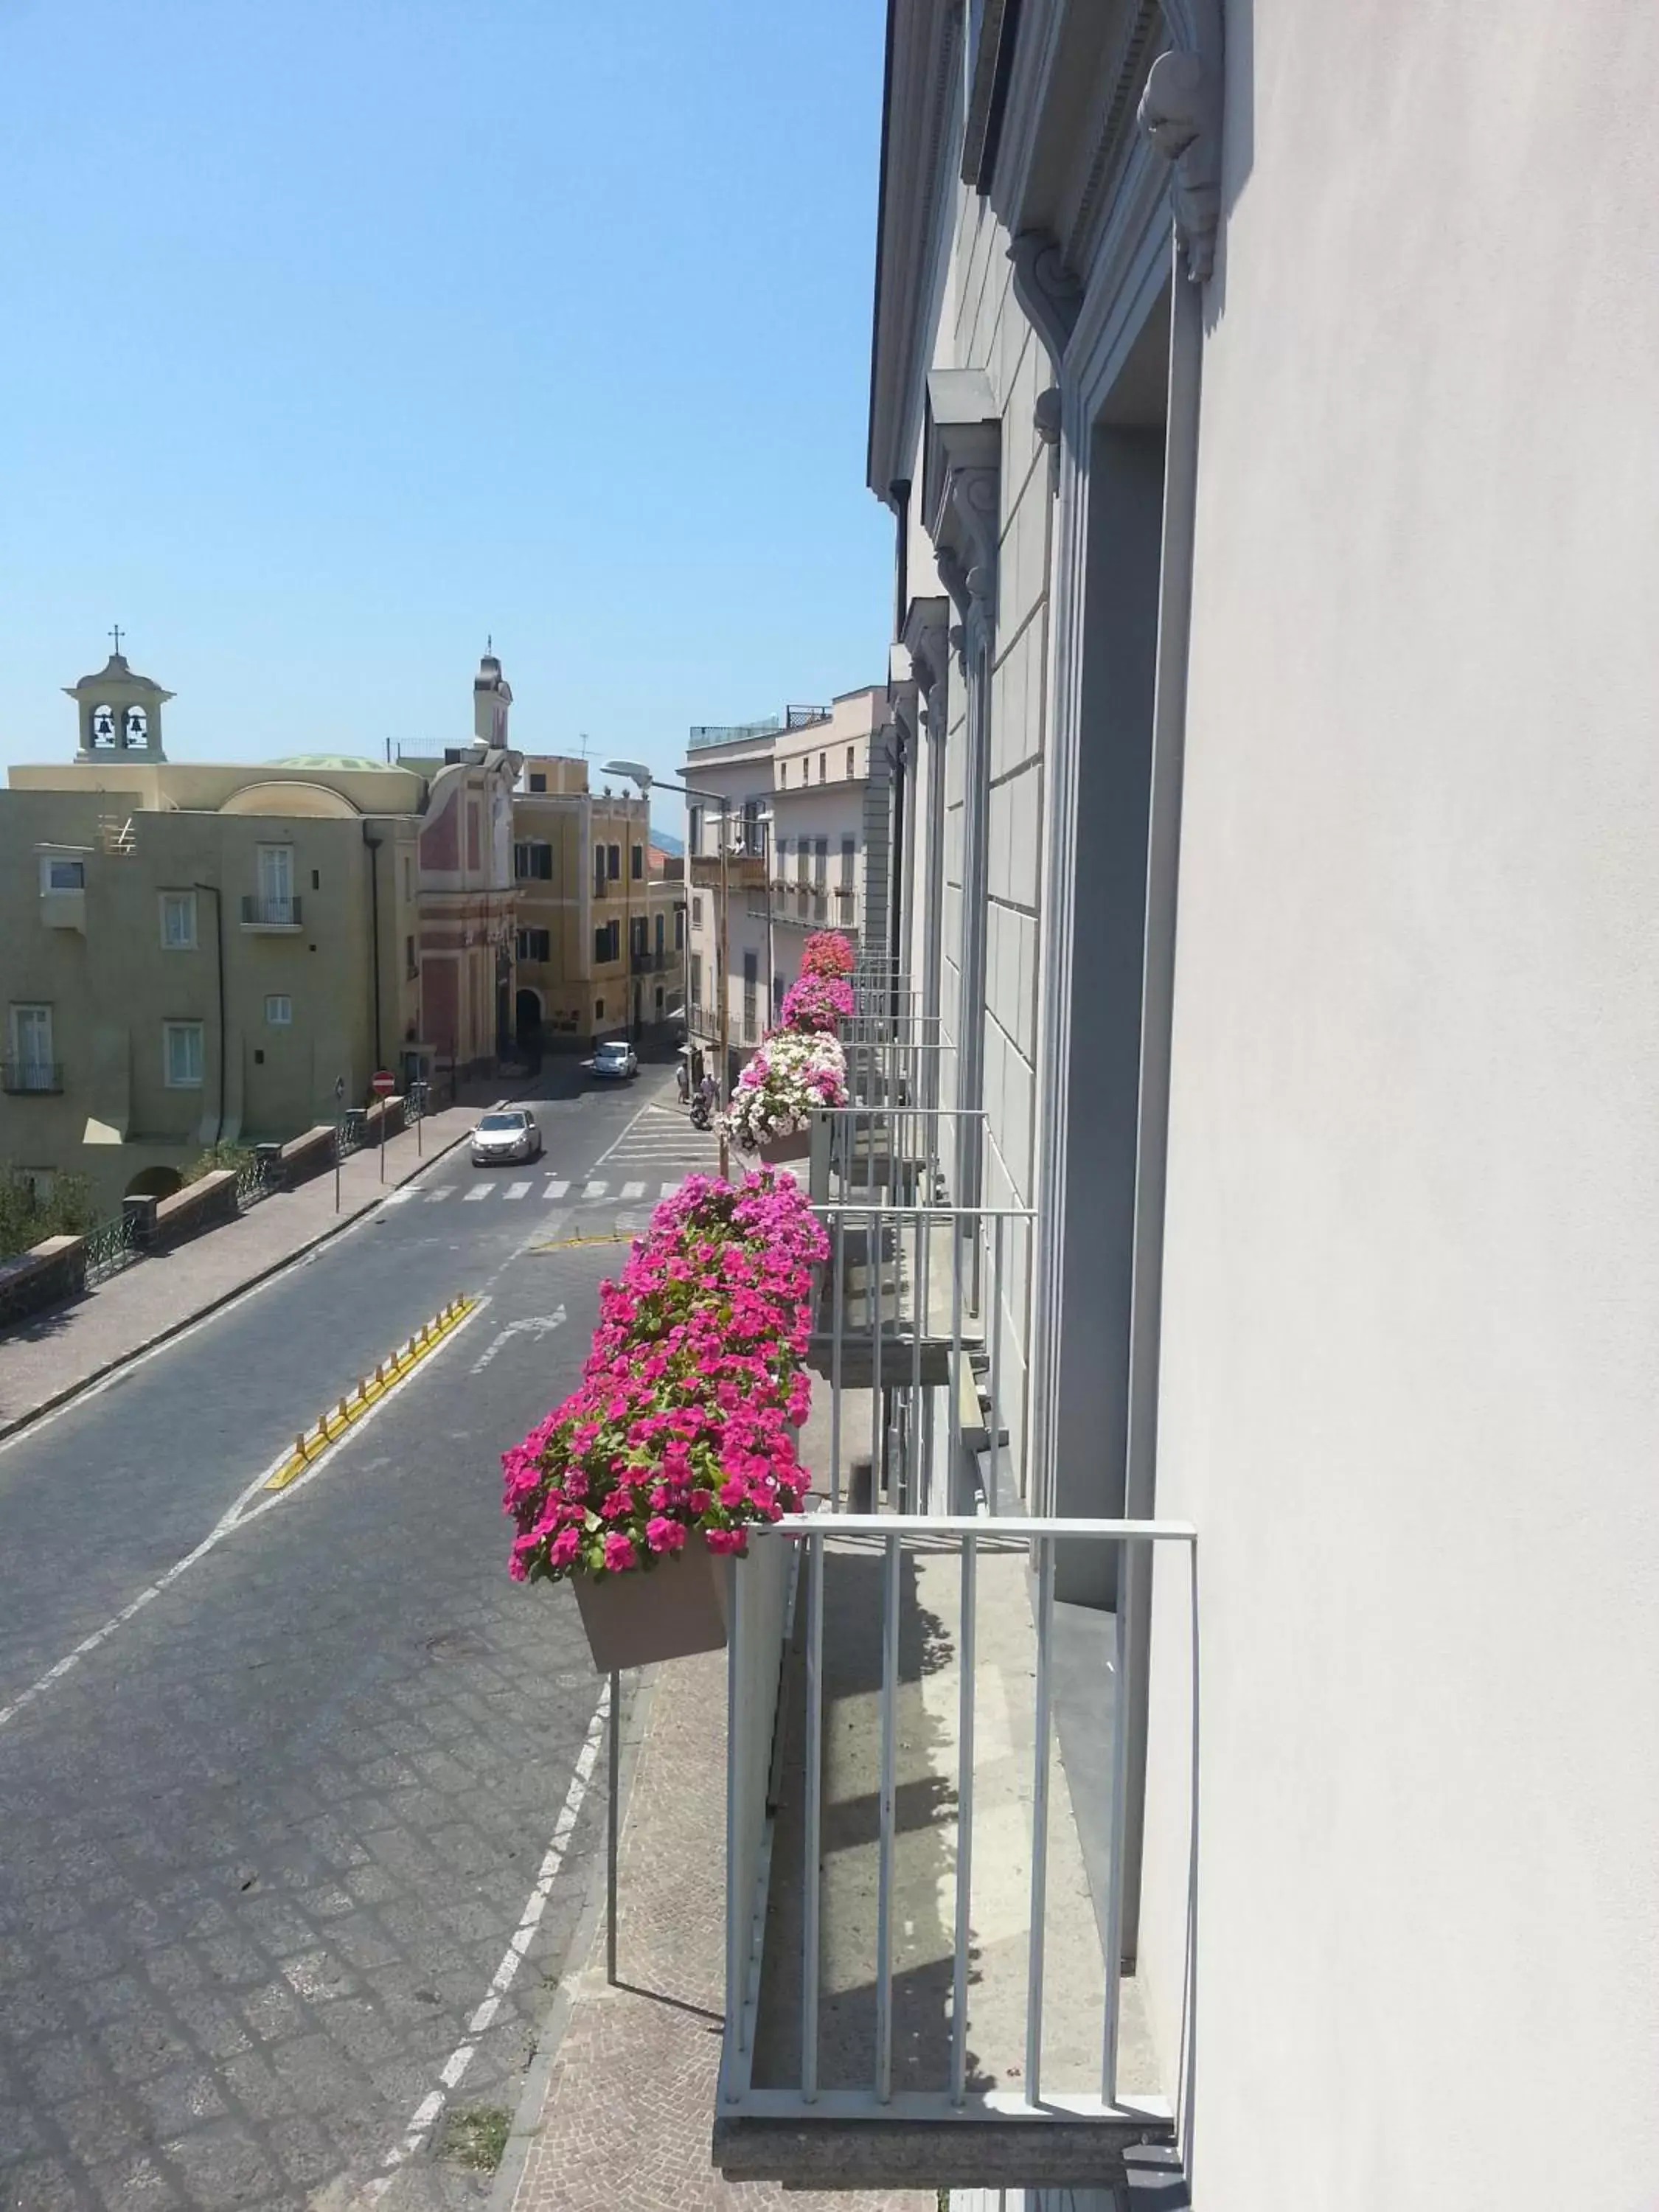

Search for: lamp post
xmin=607 ymin=761 xmax=734 ymax=1180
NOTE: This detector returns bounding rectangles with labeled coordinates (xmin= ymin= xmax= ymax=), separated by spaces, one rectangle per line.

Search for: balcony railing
xmin=240 ymin=894 xmax=303 ymax=928
xmin=715 ymin=1513 xmax=1196 ymax=2190
xmin=630 ymin=948 xmax=670 ymax=973
xmin=810 ymin=1193 xmax=1030 ymax=1516
xmin=1 ymin=1060 xmax=63 ymax=1094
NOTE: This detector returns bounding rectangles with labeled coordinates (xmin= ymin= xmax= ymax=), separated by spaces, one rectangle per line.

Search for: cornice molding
xmin=1064 ymin=0 xmax=1164 ymax=275
xmin=1137 ymin=0 xmax=1224 ymax=283
xmin=868 ymin=0 xmax=962 ymax=500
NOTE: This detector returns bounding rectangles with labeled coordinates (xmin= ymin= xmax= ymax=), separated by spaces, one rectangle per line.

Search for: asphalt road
xmin=0 ymin=1074 xmax=720 ymax=2212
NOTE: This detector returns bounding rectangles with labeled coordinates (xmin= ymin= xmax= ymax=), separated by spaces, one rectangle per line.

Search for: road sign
xmin=371 ymin=1070 xmax=396 ymax=1096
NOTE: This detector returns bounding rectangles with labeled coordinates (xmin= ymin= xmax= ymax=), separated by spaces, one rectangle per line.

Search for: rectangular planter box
xmin=758 ymin=1129 xmax=811 ymax=1166
xmin=572 ymin=1543 xmax=730 ymax=1672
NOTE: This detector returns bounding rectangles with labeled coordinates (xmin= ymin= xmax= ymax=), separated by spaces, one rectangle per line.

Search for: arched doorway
xmin=125 ymin=1164 xmax=184 ymax=1200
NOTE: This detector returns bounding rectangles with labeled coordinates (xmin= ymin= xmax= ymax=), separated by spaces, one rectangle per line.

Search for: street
xmin=0 ymin=1074 xmax=720 ymax=2212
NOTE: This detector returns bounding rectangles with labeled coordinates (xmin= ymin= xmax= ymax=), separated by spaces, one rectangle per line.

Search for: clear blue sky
xmin=0 ymin=1 xmax=894 ymax=793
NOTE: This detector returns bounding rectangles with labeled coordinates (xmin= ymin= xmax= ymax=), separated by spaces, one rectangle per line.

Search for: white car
xmin=470 ymin=1107 xmax=543 ymax=1167
xmin=589 ymin=1040 xmax=639 ymax=1081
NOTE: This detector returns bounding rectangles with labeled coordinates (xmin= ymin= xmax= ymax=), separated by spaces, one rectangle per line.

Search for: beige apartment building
xmin=1 ymin=645 xmax=520 ymax=1214
xmin=511 ymin=758 xmax=685 ymax=1051
xmin=682 ymin=689 xmax=891 ymax=1086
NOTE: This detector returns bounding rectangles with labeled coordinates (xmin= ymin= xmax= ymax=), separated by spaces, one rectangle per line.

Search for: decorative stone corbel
xmin=905 ymin=600 xmax=950 ymax=708
xmin=1009 ymin=229 xmax=1083 ymax=373
xmin=1137 ymin=0 xmax=1224 ymax=284
xmin=1033 ymin=388 xmax=1063 ymax=448
xmin=936 ymin=546 xmax=971 ymax=623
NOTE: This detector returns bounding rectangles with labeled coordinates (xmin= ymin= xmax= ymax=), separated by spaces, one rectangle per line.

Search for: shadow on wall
xmin=751 ymin=1541 xmax=986 ymax=2097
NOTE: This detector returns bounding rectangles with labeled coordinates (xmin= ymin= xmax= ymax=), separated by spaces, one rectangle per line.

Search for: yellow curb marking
xmin=265 ymin=1295 xmax=479 ymax=1490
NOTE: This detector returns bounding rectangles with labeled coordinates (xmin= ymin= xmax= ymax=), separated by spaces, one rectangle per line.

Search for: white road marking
xmin=590 ymin=1086 xmax=677 ymax=1166
xmin=468 ymin=1307 xmax=567 ymax=1375
xmin=504 ymin=1181 xmax=531 ymax=1200
xmin=661 ymin=1180 xmax=681 ymax=1198
xmin=619 ymin=1180 xmax=645 ymax=1200
xmin=463 ymin=1185 xmax=491 ymax=1202
xmin=425 ymin=1187 xmax=453 ymax=1203
xmin=543 ymin=1180 xmax=569 ymax=1199
xmin=0 ymin=1300 xmax=490 ymax=1733
xmin=582 ymin=1180 xmax=607 ymax=1200
xmin=381 ymin=1188 xmax=416 ymax=1206
xmin=365 ymin=1680 xmax=610 ymax=2197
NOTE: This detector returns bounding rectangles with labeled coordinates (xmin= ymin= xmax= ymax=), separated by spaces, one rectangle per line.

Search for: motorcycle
xmin=689 ymin=1092 xmax=714 ymax=1132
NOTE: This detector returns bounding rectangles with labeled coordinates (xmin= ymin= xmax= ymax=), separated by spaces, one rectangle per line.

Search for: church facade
xmin=0 ymin=647 xmax=521 ymax=1214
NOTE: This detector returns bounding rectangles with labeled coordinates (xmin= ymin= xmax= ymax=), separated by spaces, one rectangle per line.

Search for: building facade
xmin=682 ymin=691 xmax=892 ymax=1087
xmin=1 ymin=648 xmax=520 ymax=1213
xmin=835 ymin=2 xmax=1659 ymax=2205
xmin=511 ymin=757 xmax=684 ymax=1050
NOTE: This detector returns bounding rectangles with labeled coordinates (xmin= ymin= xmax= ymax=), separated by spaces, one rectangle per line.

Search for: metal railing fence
xmin=721 ymin=1514 xmax=1196 ymax=2132
xmin=812 ymin=1196 xmax=1033 ymax=1515
xmin=83 ymin=1210 xmax=138 ymax=1286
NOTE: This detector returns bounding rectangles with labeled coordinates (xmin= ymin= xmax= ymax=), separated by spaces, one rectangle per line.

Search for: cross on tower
xmin=109 ymin=624 xmax=124 ymax=656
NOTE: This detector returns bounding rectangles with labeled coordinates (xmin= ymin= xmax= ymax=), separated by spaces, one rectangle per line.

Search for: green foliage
xmin=0 ymin=1166 xmax=97 ymax=1262
xmin=183 ymin=1141 xmax=256 ymax=1184
xmin=440 ymin=2106 xmax=512 ymax=2172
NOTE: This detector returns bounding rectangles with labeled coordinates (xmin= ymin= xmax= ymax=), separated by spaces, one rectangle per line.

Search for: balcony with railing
xmin=1 ymin=1060 xmax=63 ymax=1095
xmin=712 ymin=968 xmax=1192 ymax=2194
xmin=745 ymin=883 xmax=860 ymax=933
xmin=240 ymin=894 xmax=303 ymax=931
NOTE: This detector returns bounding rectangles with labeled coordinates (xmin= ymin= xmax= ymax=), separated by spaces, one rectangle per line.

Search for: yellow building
xmin=512 ymin=758 xmax=686 ymax=1050
xmin=0 ymin=644 xmax=520 ymax=1212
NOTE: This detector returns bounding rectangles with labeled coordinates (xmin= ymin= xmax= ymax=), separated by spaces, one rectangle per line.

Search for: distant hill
xmin=650 ymin=825 xmax=685 ymax=856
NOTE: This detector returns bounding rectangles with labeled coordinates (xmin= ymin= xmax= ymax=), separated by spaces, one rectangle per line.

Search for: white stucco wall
xmin=1138 ymin=5 xmax=1659 ymax=2202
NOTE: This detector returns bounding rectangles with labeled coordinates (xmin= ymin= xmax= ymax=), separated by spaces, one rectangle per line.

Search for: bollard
xmin=295 ymin=1433 xmax=306 ymax=1461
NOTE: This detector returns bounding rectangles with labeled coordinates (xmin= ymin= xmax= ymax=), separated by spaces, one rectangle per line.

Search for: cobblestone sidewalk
xmin=0 ymin=1106 xmax=480 ymax=1439
xmin=500 ymin=1647 xmax=933 ymax=2212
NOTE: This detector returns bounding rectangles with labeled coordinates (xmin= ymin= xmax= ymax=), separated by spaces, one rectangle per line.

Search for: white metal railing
xmin=811 ymin=1197 xmax=1033 ymax=1514
xmin=841 ymin=1025 xmax=957 ymax=1114
xmin=720 ymin=1514 xmax=1197 ymax=2135
xmin=817 ymin=1100 xmax=979 ymax=1208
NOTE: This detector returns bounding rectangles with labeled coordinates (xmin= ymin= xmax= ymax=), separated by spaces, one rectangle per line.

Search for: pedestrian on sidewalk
xmin=676 ymin=1059 xmax=690 ymax=1106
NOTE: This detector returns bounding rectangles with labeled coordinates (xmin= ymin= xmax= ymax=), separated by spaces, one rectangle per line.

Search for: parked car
xmin=470 ymin=1107 xmax=543 ymax=1167
xmin=589 ymin=1040 xmax=639 ymax=1081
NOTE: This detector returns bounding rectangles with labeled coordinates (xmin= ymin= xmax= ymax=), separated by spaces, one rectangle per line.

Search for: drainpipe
xmin=363 ymin=830 xmax=384 ymax=1071
xmin=193 ymin=881 xmax=226 ymax=1145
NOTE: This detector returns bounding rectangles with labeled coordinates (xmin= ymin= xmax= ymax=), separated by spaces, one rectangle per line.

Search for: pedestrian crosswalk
xmin=381 ymin=1175 xmax=689 ymax=1208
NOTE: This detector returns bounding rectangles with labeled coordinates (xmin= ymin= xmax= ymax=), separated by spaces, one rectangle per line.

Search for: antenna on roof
xmin=578 ymin=731 xmax=591 ymax=759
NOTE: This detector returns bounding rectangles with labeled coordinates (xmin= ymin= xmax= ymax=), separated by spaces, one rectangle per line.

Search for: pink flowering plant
xmin=503 ymin=1171 xmax=827 ymax=1585
xmin=722 ymin=1029 xmax=848 ymax=1152
xmin=801 ymin=929 xmax=855 ymax=979
xmin=779 ymin=971 xmax=855 ymax=1034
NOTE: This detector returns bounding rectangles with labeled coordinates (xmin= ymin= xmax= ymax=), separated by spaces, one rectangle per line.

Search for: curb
xmin=485 ymin=1666 xmax=660 ymax=2212
xmin=0 ymin=1120 xmax=476 ymax=1447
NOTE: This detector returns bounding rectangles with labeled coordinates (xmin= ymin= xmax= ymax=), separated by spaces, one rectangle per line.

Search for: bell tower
xmin=473 ymin=639 xmax=512 ymax=750
xmin=66 ymin=630 xmax=173 ymax=763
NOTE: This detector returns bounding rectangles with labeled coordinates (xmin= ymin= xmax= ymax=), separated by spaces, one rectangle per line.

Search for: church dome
xmin=72 ymin=651 xmax=166 ymax=691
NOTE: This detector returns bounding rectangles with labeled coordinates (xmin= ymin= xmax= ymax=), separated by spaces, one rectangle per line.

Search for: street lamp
xmin=606 ymin=760 xmax=735 ymax=1179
